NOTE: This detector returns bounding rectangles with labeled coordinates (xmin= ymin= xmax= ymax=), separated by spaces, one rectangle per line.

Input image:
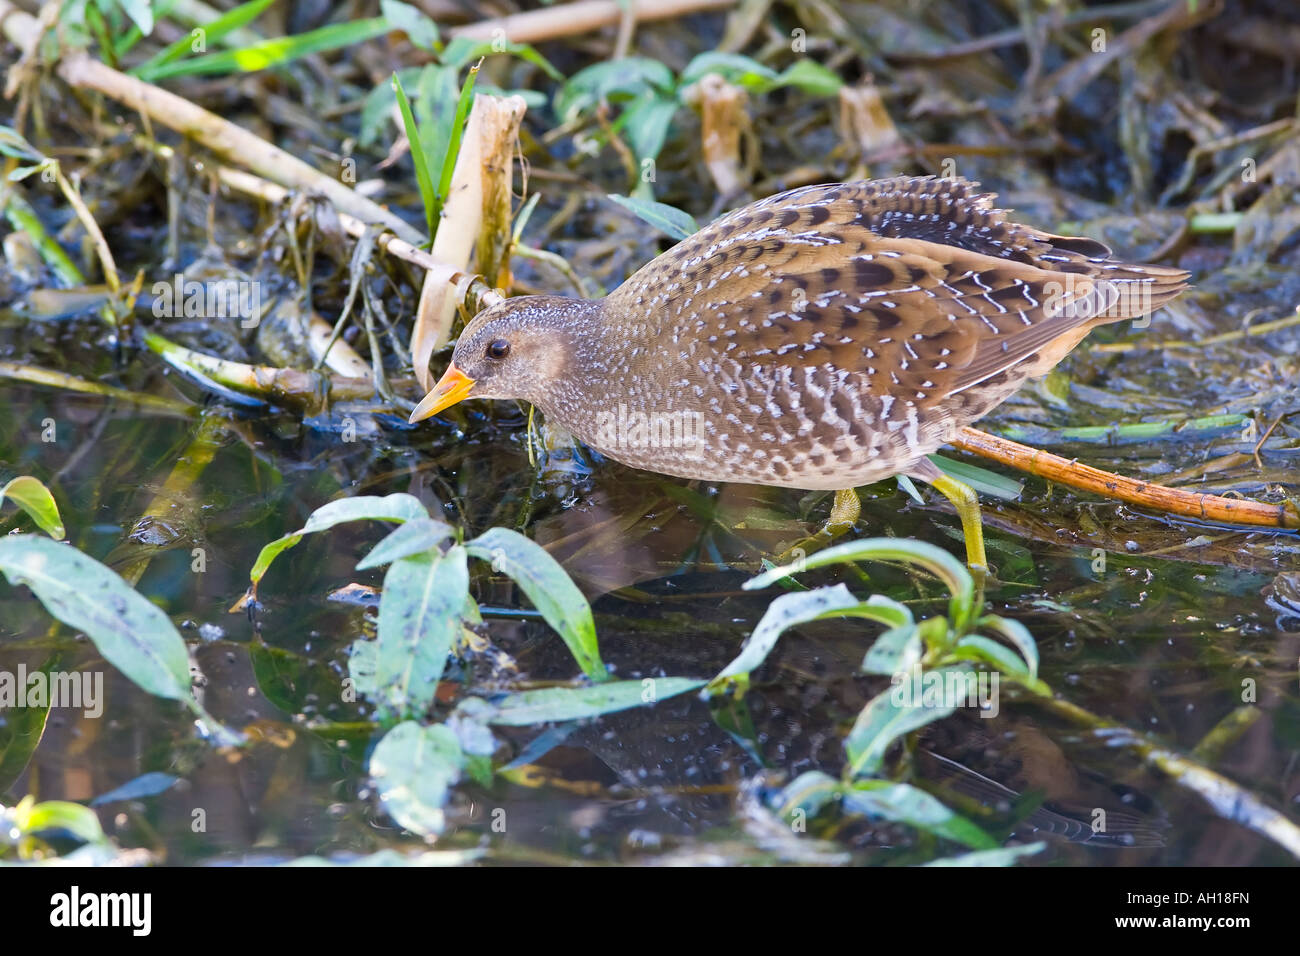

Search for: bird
xmin=410 ymin=177 xmax=1189 ymax=572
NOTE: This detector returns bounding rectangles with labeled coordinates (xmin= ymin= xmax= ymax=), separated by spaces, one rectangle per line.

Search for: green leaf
xmin=709 ymin=584 xmax=862 ymax=691
xmin=845 ymin=677 xmax=959 ymax=777
xmin=0 ymin=476 xmax=65 ymax=539
xmin=465 ymin=527 xmax=606 ymax=681
xmin=477 ymin=84 xmax=546 ymax=110
xmin=978 ymin=614 xmax=1040 ymax=681
xmin=680 ymin=51 xmax=778 ymax=90
xmin=132 ymin=0 xmax=278 ymax=80
xmin=771 ymin=769 xmax=844 ymax=820
xmin=745 ymin=537 xmax=976 ymax=635
xmin=369 ymin=722 xmax=464 ymax=836
xmin=606 ymin=194 xmax=698 ymax=240
xmin=0 ymin=654 xmax=57 ymax=792
xmin=774 ymin=59 xmax=844 ymax=96
xmin=112 ymin=0 xmax=179 ymax=58
xmin=928 ymin=454 xmax=1023 ymax=501
xmin=953 ymin=635 xmax=1029 ymax=680
xmin=357 ymin=516 xmax=455 ymax=570
xmin=413 ymin=64 xmax=457 ymax=179
xmin=0 ymin=125 xmax=44 ymax=162
xmin=358 ymin=66 xmax=419 ymax=146
xmin=361 ymin=547 xmax=469 ymax=721
xmin=248 ymin=493 xmax=427 ymax=590
xmin=555 ymin=57 xmax=676 ymax=122
xmin=860 ymin=605 xmax=922 ymax=676
xmin=1 ymin=191 xmax=82 ymax=286
xmin=487 ymin=678 xmax=705 ymax=725
xmin=620 ymin=93 xmax=678 ymax=163
xmin=6 ymin=163 xmax=49 ymax=183
xmin=143 ymin=17 xmax=392 ymax=80
xmin=10 ymin=797 xmax=105 ymax=845
xmin=0 ymin=535 xmax=192 ymax=702
xmin=392 ymin=71 xmax=438 ymax=240
xmin=923 ymin=842 xmax=1046 ymax=866
xmin=843 ymin=780 xmax=996 ymax=850
xmin=381 ymin=0 xmax=439 ymax=49
xmin=115 ymin=0 xmax=154 ymax=35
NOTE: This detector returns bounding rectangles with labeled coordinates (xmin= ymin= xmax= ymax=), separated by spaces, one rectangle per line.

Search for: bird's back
xmin=595 ymin=177 xmax=1188 ymax=489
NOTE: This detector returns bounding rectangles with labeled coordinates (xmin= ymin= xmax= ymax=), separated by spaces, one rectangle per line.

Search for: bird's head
xmin=408 ymin=295 xmax=598 ymax=422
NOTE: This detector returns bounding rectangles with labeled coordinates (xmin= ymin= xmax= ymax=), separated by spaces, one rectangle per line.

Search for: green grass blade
xmin=392 ymin=72 xmax=438 ymax=240
xmin=132 ymin=0 xmax=278 ymax=80
xmin=141 ymin=16 xmax=391 ymax=81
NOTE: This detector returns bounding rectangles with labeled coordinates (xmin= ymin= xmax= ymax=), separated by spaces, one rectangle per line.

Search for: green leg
xmin=924 ymin=472 xmax=988 ymax=576
xmin=775 ymin=488 xmax=861 ymax=566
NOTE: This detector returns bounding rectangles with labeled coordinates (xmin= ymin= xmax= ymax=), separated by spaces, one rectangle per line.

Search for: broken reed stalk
xmin=411 ymin=93 xmax=526 ymax=390
xmin=49 ymin=53 xmax=423 ymax=244
xmin=141 ymin=331 xmax=373 ymax=413
xmin=0 ymin=360 xmax=194 ymax=416
xmin=123 ymin=135 xmax=461 ymax=285
xmin=685 ymin=73 xmax=754 ymax=196
xmin=952 ymin=426 xmax=1300 ymax=530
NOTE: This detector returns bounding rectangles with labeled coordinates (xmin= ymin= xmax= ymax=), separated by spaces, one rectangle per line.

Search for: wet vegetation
xmin=1 ymin=0 xmax=1299 ymax=866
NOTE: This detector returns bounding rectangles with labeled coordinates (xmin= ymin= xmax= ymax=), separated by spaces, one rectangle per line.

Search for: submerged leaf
xmin=487 ymin=678 xmax=705 ymax=726
xmin=843 ymin=781 xmax=996 ymax=850
xmin=369 ymin=722 xmax=464 ymax=837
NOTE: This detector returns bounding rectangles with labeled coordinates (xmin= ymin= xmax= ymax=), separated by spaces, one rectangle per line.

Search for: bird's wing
xmin=617 ymin=177 xmax=1187 ymax=407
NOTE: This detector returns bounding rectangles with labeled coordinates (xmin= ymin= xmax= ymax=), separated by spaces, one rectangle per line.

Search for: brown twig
xmin=450 ymin=0 xmax=736 ymax=44
xmin=952 ymin=426 xmax=1300 ymax=530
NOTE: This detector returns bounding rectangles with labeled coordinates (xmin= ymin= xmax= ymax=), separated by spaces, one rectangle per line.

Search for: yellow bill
xmin=408 ymin=364 xmax=477 ymax=422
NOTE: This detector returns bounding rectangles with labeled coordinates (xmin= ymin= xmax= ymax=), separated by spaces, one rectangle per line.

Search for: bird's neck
xmin=530 ymin=297 xmax=662 ymax=426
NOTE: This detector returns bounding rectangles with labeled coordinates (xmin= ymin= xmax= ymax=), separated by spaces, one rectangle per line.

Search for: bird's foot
xmin=772 ymin=488 xmax=861 ymax=570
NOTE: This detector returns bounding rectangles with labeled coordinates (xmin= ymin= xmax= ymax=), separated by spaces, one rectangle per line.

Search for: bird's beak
xmin=408 ymin=364 xmax=477 ymax=423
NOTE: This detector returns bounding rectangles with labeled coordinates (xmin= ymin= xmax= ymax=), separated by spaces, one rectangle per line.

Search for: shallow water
xmin=4 ymin=371 xmax=1297 ymax=865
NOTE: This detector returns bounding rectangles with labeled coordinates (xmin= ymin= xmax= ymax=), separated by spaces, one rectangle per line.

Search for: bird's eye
xmin=487 ymin=339 xmax=510 ymax=360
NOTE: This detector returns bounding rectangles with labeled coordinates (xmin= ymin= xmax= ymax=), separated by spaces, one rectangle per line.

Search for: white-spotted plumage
xmin=438 ymin=177 xmax=1189 ymax=491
